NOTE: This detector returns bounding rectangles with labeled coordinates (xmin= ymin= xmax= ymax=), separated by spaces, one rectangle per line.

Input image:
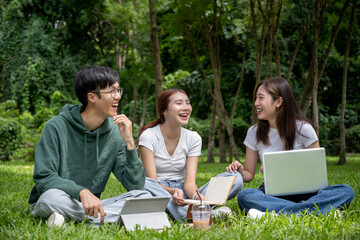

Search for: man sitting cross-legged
xmin=29 ymin=65 xmax=150 ymax=226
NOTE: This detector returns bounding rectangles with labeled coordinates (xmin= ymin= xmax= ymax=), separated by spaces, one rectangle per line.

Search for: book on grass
xmin=183 ymin=176 xmax=236 ymax=205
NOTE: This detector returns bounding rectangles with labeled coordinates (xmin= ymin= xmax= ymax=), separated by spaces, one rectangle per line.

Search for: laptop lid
xmin=117 ymin=196 xmax=171 ymax=231
xmin=263 ymin=148 xmax=328 ymax=196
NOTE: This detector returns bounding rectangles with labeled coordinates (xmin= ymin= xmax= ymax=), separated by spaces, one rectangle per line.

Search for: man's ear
xmin=88 ymin=92 xmax=97 ymax=104
xmin=276 ymin=96 xmax=283 ymax=108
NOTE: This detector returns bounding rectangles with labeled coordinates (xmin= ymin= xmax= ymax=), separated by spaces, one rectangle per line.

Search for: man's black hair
xmin=75 ymin=65 xmax=119 ymax=109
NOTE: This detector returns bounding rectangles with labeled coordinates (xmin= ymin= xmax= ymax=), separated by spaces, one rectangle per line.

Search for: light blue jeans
xmin=30 ymin=189 xmax=152 ymax=223
xmin=144 ymin=171 xmax=243 ymax=222
xmin=237 ymin=184 xmax=355 ymax=215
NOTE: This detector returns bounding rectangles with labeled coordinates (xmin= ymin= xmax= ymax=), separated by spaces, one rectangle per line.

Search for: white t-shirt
xmin=138 ymin=125 xmax=202 ymax=182
xmin=244 ymin=121 xmax=318 ymax=162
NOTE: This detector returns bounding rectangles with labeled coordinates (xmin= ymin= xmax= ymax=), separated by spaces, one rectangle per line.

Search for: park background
xmin=0 ymin=0 xmax=359 ymax=239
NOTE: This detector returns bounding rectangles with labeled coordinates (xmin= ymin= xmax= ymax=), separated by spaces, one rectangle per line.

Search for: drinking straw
xmin=196 ymin=189 xmax=202 ymax=205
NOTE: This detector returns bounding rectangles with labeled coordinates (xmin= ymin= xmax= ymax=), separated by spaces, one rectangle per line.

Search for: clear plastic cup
xmin=191 ymin=203 xmax=211 ymax=229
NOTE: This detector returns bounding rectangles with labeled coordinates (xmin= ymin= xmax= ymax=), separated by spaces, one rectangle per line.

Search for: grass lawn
xmin=1 ymin=155 xmax=359 ymax=239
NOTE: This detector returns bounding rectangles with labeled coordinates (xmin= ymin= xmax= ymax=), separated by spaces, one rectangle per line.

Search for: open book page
xmin=183 ymin=176 xmax=236 ymax=205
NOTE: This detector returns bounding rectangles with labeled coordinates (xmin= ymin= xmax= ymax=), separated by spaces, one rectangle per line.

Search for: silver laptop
xmin=263 ymin=148 xmax=328 ymax=196
xmin=117 ymin=196 xmax=171 ymax=231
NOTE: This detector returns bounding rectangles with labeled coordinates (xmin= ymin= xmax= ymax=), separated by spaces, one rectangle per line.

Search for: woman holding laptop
xmin=227 ymin=77 xmax=354 ymax=219
xmin=138 ymin=88 xmax=243 ymax=222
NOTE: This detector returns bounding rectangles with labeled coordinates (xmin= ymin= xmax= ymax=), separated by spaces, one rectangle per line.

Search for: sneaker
xmin=47 ymin=212 xmax=65 ymax=227
xmin=247 ymin=208 xmax=266 ymax=220
xmin=334 ymin=209 xmax=343 ymax=219
xmin=212 ymin=206 xmax=233 ymax=218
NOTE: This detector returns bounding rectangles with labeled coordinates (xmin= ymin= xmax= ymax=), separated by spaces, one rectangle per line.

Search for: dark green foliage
xmin=0 ymin=117 xmax=22 ymax=161
xmin=1 ymin=0 xmax=360 ymax=159
xmin=345 ymin=125 xmax=360 ymax=153
xmin=0 ymin=91 xmax=76 ymax=162
xmin=0 ymin=100 xmax=21 ymax=161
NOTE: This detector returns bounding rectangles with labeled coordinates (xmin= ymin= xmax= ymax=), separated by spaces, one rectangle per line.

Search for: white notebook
xmin=183 ymin=176 xmax=235 ymax=205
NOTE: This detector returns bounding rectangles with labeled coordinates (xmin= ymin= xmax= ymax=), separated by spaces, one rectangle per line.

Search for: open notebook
xmin=183 ymin=176 xmax=235 ymax=205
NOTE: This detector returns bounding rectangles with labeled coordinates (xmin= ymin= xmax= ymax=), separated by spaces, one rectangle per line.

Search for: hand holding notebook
xmin=183 ymin=176 xmax=236 ymax=205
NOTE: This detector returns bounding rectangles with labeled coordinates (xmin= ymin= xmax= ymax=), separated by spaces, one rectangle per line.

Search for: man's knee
xmin=127 ymin=189 xmax=152 ymax=198
xmin=32 ymin=189 xmax=71 ymax=218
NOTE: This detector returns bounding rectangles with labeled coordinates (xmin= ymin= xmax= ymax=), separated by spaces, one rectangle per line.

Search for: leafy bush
xmin=346 ymin=125 xmax=360 ymax=153
xmin=0 ymin=100 xmax=19 ymax=118
xmin=0 ymin=117 xmax=22 ymax=161
xmin=0 ymin=91 xmax=77 ymax=162
xmin=186 ymin=117 xmax=211 ymax=147
xmin=232 ymin=117 xmax=251 ymax=151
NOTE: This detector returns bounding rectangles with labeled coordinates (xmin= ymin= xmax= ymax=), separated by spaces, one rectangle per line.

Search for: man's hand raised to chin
xmin=113 ymin=114 xmax=135 ymax=150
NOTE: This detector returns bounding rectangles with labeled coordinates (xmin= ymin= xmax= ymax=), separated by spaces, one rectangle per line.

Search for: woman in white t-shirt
xmin=227 ymin=77 xmax=354 ymax=219
xmin=138 ymin=88 xmax=243 ymax=222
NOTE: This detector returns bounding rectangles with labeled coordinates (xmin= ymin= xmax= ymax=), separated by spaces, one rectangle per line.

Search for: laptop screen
xmin=263 ymin=148 xmax=328 ymax=196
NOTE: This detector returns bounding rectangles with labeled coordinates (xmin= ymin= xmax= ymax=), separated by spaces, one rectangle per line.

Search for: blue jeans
xmin=144 ymin=171 xmax=243 ymax=222
xmin=237 ymin=184 xmax=355 ymax=215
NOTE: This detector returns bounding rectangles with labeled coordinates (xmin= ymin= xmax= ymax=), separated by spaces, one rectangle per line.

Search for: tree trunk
xmin=273 ymin=0 xmax=282 ymax=76
xmin=139 ymin=82 xmax=150 ymax=129
xmin=149 ymin=0 xmax=163 ymax=112
xmin=311 ymin=0 xmax=320 ymax=135
xmin=339 ymin=0 xmax=356 ymax=165
xmin=286 ymin=8 xmax=315 ymax=81
xmin=250 ymin=0 xmax=266 ymax=124
xmin=115 ymin=43 xmax=127 ymax=70
xmin=218 ymin=114 xmax=226 ymax=163
xmin=300 ymin=0 xmax=350 ymax=115
xmin=207 ymin=102 xmax=216 ymax=163
xmin=131 ymin=76 xmax=138 ymax=124
xmin=229 ymin=21 xmax=251 ymax=162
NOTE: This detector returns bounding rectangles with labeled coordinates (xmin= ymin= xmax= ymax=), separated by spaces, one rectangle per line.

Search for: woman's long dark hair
xmin=138 ymin=88 xmax=188 ymax=138
xmin=255 ymin=77 xmax=310 ymax=150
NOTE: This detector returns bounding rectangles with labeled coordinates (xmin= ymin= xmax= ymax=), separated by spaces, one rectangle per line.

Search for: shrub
xmin=0 ymin=117 xmax=22 ymax=161
xmin=346 ymin=125 xmax=360 ymax=153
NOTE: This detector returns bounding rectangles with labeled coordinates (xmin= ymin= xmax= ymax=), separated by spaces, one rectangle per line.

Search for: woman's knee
xmin=233 ymin=172 xmax=244 ymax=190
xmin=339 ymin=184 xmax=355 ymax=203
xmin=237 ymin=188 xmax=261 ymax=202
xmin=217 ymin=171 xmax=244 ymax=190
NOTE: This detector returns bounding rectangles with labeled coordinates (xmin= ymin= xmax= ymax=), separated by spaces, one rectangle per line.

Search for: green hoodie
xmin=29 ymin=104 xmax=146 ymax=204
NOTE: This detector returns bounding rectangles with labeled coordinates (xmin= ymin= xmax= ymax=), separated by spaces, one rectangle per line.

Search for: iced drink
xmin=191 ymin=203 xmax=211 ymax=230
xmin=193 ymin=219 xmax=210 ymax=229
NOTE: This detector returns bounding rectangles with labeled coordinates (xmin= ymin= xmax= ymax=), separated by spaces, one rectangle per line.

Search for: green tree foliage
xmin=0 ymin=91 xmax=76 ymax=161
xmin=1 ymin=0 xmax=359 ymax=161
xmin=0 ymin=1 xmax=82 ymax=112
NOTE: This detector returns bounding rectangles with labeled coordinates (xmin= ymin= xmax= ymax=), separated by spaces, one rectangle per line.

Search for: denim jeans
xmin=237 ymin=184 xmax=355 ymax=215
xmin=144 ymin=171 xmax=243 ymax=222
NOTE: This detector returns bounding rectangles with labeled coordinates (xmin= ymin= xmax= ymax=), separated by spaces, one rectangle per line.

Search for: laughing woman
xmin=227 ymin=77 xmax=354 ymax=219
xmin=138 ymin=88 xmax=243 ymax=222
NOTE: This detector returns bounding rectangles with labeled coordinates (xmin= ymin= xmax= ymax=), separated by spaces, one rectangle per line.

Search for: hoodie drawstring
xmin=96 ymin=131 xmax=99 ymax=161
xmin=84 ymin=132 xmax=99 ymax=162
xmin=84 ymin=134 xmax=87 ymax=162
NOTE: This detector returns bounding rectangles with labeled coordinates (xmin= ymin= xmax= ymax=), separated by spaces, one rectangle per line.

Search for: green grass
xmin=1 ymin=156 xmax=360 ymax=239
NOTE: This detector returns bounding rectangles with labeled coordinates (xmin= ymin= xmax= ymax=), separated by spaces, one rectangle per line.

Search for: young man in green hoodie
xmin=29 ymin=65 xmax=150 ymax=226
